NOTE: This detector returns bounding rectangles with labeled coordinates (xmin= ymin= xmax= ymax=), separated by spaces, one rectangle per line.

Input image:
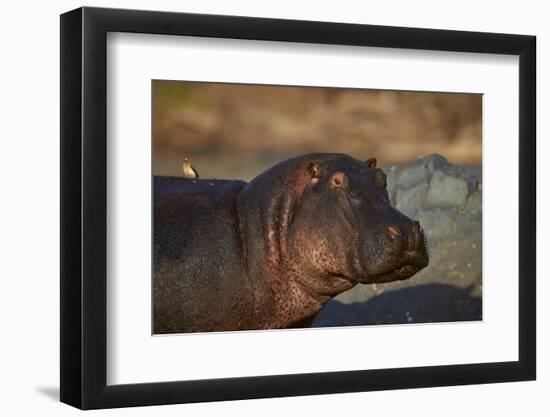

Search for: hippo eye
xmin=330 ymin=171 xmax=348 ymax=189
xmin=373 ymin=170 xmax=387 ymax=189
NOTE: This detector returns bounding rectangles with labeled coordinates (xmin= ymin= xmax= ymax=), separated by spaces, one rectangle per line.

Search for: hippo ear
xmin=307 ymin=162 xmax=322 ymax=178
xmin=307 ymin=161 xmax=322 ymax=185
xmin=365 ymin=157 xmax=377 ymax=168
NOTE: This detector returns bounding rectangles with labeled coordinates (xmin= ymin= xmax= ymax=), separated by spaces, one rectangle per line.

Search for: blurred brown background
xmin=153 ymin=81 xmax=481 ymax=181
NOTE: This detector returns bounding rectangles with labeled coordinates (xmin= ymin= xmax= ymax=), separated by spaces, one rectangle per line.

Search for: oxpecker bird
xmin=182 ymin=157 xmax=199 ymax=179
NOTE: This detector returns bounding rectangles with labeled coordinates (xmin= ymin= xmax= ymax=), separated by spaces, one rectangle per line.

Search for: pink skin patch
xmin=388 ymin=225 xmax=401 ymax=236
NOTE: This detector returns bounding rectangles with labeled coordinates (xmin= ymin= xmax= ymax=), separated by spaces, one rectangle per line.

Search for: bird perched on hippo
xmin=153 ymin=153 xmax=429 ymax=334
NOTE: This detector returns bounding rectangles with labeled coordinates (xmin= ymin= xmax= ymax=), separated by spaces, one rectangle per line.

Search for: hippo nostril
xmin=388 ymin=225 xmax=401 ymax=240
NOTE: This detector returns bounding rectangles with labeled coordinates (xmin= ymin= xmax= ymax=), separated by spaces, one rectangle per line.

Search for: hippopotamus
xmin=153 ymin=153 xmax=428 ymax=334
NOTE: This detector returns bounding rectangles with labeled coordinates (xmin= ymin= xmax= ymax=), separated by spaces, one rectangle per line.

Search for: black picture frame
xmin=60 ymin=6 xmax=536 ymax=410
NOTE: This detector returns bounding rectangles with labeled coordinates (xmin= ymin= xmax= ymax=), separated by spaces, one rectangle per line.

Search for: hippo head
xmin=238 ymin=153 xmax=429 ymax=300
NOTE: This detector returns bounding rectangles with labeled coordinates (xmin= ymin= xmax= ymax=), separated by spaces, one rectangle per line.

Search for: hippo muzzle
xmin=358 ymin=214 xmax=429 ymax=284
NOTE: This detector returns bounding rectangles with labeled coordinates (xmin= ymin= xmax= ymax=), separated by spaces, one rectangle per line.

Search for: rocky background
xmin=313 ymin=154 xmax=482 ymax=326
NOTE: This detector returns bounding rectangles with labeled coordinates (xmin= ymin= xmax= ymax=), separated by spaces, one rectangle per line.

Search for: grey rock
xmin=465 ymin=191 xmax=482 ymax=214
xmin=383 ymin=165 xmax=402 ymax=205
xmin=395 ymin=154 xmax=448 ymax=189
xmin=438 ymin=164 xmax=482 ymax=193
xmin=426 ymin=170 xmax=469 ymax=208
xmin=455 ymin=211 xmax=482 ymax=237
xmin=394 ymin=182 xmax=428 ymax=218
xmin=416 ymin=208 xmax=458 ymax=241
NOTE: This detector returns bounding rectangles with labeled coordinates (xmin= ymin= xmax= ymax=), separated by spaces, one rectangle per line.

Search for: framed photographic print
xmin=60 ymin=6 xmax=536 ymax=409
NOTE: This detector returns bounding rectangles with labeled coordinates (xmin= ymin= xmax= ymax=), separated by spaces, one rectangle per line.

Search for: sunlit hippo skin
xmin=153 ymin=153 xmax=429 ymax=334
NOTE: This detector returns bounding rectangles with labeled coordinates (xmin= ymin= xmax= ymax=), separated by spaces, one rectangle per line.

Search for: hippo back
xmin=153 ymin=176 xmax=252 ymax=333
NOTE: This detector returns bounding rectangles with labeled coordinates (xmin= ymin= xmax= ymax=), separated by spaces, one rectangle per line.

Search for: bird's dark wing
xmin=191 ymin=166 xmax=199 ymax=178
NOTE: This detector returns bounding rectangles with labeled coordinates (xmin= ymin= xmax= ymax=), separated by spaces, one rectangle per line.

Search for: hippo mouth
xmin=362 ymin=249 xmax=429 ymax=284
xmin=369 ymin=264 xmax=425 ymax=283
xmin=353 ymin=244 xmax=429 ymax=284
